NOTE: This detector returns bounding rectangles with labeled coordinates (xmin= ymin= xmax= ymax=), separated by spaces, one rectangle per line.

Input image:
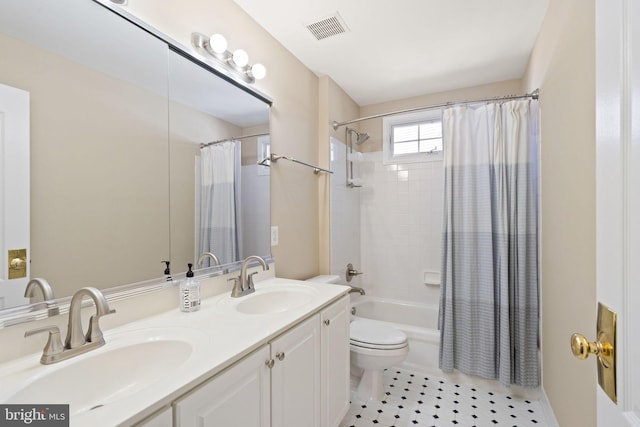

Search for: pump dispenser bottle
xmin=179 ymin=263 xmax=200 ymax=312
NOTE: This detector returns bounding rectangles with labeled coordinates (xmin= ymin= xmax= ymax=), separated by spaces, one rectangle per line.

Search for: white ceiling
xmin=232 ymin=0 xmax=549 ymax=106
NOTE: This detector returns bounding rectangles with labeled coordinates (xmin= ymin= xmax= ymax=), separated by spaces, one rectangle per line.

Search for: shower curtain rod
xmin=331 ymin=89 xmax=539 ymax=130
xmin=200 ymin=132 xmax=269 ymax=149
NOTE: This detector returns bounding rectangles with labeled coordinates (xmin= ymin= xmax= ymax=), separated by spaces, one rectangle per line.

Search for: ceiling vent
xmin=306 ymin=12 xmax=349 ymax=41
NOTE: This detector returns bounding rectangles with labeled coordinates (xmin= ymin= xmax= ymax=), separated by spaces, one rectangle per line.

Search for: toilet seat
xmin=350 ymin=320 xmax=408 ymax=350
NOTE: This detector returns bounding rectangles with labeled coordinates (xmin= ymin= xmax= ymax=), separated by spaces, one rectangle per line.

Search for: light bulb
xmin=209 ymin=34 xmax=227 ymax=54
xmin=250 ymin=63 xmax=266 ymax=80
xmin=232 ymin=49 xmax=249 ymax=67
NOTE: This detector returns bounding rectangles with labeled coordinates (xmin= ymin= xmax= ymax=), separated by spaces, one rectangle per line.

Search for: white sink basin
xmin=2 ymin=327 xmax=202 ymax=415
xmin=224 ymin=283 xmax=319 ymax=315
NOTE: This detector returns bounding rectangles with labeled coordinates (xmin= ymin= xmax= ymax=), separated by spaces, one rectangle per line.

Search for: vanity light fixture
xmin=191 ymin=32 xmax=266 ymax=84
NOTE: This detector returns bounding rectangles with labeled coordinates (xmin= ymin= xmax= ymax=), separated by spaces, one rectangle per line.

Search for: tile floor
xmin=340 ymin=367 xmax=548 ymax=427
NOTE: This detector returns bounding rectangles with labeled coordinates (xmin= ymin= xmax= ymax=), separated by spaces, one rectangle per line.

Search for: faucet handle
xmin=228 ymin=277 xmax=243 ymax=298
xmin=246 ymin=271 xmax=259 ymax=290
xmin=85 ymin=309 xmax=116 ymax=344
xmin=25 ymin=325 xmax=64 ymax=361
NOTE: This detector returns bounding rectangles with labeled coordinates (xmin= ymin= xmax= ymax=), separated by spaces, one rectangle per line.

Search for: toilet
xmin=306 ymin=275 xmax=409 ymax=401
xmin=350 ymin=320 xmax=409 ymax=401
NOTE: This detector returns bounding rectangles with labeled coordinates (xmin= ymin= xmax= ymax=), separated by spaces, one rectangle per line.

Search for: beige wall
xmin=318 ymin=76 xmax=361 ymax=273
xmin=126 ymin=0 xmax=321 ymax=279
xmin=523 ymin=0 xmax=597 ymax=426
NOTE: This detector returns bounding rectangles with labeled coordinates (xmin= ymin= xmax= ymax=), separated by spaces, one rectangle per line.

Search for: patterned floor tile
xmin=343 ymin=367 xmax=549 ymax=427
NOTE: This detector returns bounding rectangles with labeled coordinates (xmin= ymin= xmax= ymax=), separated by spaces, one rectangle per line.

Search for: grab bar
xmin=258 ymin=153 xmax=333 ymax=175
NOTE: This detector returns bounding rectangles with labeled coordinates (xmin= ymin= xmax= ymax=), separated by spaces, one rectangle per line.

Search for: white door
xmin=595 ymin=0 xmax=640 ymax=425
xmin=0 ymin=83 xmax=30 ymax=309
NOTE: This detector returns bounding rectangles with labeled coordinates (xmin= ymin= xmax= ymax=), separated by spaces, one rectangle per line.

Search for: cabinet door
xmin=174 ymin=345 xmax=270 ymax=427
xmin=321 ymin=296 xmax=350 ymax=427
xmin=135 ymin=407 xmax=172 ymax=427
xmin=270 ymin=314 xmax=321 ymax=427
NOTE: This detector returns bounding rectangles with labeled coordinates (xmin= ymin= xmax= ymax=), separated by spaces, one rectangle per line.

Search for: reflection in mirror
xmin=0 ymin=0 xmax=272 ymax=323
xmin=167 ymin=51 xmax=271 ymax=272
xmin=0 ymin=0 xmax=170 ymax=310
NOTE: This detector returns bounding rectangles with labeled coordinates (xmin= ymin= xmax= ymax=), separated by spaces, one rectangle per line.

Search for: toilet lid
xmin=350 ymin=320 xmax=407 ymax=347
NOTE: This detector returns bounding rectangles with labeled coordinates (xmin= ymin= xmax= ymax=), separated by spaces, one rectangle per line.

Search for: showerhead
xmin=347 ymin=128 xmax=370 ymax=145
xmin=355 ymin=132 xmax=370 ymax=145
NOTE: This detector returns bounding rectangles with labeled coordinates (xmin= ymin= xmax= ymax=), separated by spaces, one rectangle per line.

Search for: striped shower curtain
xmin=438 ymin=100 xmax=540 ymax=388
xmin=198 ymin=140 xmax=242 ymax=265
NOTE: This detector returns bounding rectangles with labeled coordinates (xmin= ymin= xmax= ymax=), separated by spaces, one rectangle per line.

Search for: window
xmin=383 ymin=110 xmax=443 ymax=164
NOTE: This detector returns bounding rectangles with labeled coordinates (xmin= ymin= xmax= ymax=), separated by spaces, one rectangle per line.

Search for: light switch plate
xmin=271 ymin=226 xmax=279 ymax=246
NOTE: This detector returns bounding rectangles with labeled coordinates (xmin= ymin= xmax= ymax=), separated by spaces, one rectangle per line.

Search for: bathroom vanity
xmin=0 ymin=277 xmax=350 ymax=426
xmin=172 ymin=294 xmax=349 ymax=427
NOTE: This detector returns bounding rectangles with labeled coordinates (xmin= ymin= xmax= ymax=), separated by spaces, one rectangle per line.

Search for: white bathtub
xmin=350 ymin=295 xmax=544 ymax=399
xmin=350 ymin=295 xmax=440 ymax=372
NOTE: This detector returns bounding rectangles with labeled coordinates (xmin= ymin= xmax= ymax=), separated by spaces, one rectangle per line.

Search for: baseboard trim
xmin=540 ymin=388 xmax=560 ymax=427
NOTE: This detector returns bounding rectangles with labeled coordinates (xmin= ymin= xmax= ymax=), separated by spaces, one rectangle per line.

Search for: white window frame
xmin=382 ymin=109 xmax=443 ymax=164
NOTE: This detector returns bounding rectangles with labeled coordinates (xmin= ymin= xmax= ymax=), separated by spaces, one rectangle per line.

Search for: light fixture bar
xmin=190 ymin=32 xmax=265 ymax=85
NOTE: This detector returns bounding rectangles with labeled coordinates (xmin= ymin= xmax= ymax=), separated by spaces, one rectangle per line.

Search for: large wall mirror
xmin=0 ymin=0 xmax=271 ymax=321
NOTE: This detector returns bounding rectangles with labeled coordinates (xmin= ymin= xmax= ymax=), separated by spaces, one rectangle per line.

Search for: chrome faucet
xmin=65 ymin=287 xmax=114 ymax=349
xmin=349 ymin=286 xmax=366 ymax=295
xmin=197 ymin=252 xmax=221 ymax=268
xmin=24 ymin=278 xmax=55 ymax=302
xmin=24 ymin=287 xmax=115 ymax=364
xmin=24 ymin=278 xmax=59 ymax=315
xmin=229 ymin=255 xmax=269 ymax=298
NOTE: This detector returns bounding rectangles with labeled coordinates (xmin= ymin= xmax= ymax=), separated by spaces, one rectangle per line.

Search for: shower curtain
xmin=198 ymin=140 xmax=242 ymax=266
xmin=438 ymin=100 xmax=539 ymax=388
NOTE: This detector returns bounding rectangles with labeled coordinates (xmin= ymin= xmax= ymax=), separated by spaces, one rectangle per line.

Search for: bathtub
xmin=350 ymin=295 xmax=544 ymax=399
xmin=350 ymin=295 xmax=440 ymax=372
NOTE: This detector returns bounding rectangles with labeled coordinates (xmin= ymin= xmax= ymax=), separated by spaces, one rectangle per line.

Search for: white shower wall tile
xmin=357 ymin=151 xmax=444 ymax=301
xmin=330 ymin=145 xmax=443 ymax=299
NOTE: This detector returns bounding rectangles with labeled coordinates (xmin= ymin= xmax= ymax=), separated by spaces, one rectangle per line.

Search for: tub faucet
xmin=197 ymin=252 xmax=221 ymax=268
xmin=24 ymin=287 xmax=115 ymax=364
xmin=349 ymin=286 xmax=366 ymax=295
xmin=230 ymin=255 xmax=269 ymax=298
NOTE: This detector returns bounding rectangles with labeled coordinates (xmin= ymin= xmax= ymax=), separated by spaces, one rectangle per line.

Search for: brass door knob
xmin=10 ymin=258 xmax=26 ymax=269
xmin=570 ymin=333 xmax=599 ymax=359
xmin=570 ymin=332 xmax=614 ymax=368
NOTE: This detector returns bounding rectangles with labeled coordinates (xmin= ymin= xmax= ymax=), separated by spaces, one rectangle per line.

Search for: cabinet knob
xmin=276 ymin=351 xmax=285 ymax=361
xmin=324 ymin=319 xmax=330 ymax=326
xmin=265 ymin=359 xmax=274 ymax=368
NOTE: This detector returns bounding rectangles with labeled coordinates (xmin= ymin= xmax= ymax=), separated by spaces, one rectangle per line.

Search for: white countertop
xmin=0 ymin=277 xmax=349 ymax=426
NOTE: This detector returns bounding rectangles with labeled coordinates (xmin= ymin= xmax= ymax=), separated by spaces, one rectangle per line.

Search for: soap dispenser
xmin=179 ymin=263 xmax=200 ymax=312
xmin=162 ymin=260 xmax=172 ymax=285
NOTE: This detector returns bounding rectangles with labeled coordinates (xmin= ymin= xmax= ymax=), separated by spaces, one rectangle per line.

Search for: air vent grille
xmin=306 ymin=13 xmax=349 ymax=41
